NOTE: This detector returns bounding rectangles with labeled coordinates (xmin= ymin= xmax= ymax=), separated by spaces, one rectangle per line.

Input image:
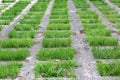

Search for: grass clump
xmin=0 ymin=39 xmax=34 ymax=48
xmin=92 ymin=47 xmax=120 ymax=59
xmin=86 ymin=29 xmax=111 ymax=36
xmin=9 ymin=30 xmax=36 ymax=38
xmin=2 ymin=0 xmax=15 ymax=2
xmin=0 ymin=49 xmax=29 ymax=61
xmin=47 ymin=24 xmax=71 ymax=30
xmin=0 ymin=62 xmax=22 ymax=78
xmin=87 ymin=36 xmax=118 ymax=46
xmin=97 ymin=61 xmax=120 ymax=76
xmin=44 ymin=30 xmax=72 ymax=38
xmin=35 ymin=60 xmax=78 ymax=77
xmin=38 ymin=47 xmax=74 ymax=60
xmin=49 ymin=19 xmax=69 ymax=24
xmin=14 ymin=24 xmax=34 ymax=31
xmin=42 ymin=38 xmax=72 ymax=48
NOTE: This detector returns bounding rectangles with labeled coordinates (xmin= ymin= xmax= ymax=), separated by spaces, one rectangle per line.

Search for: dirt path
xmin=68 ymin=0 xmax=101 ymax=80
xmin=0 ymin=0 xmax=37 ymax=39
xmin=16 ymin=0 xmax=55 ymax=80
xmin=105 ymin=0 xmax=120 ymax=14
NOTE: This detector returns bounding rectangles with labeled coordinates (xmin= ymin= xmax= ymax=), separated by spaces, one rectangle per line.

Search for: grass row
xmin=73 ymin=0 xmax=120 ymax=76
xmin=35 ymin=0 xmax=77 ymax=78
xmin=2 ymin=0 xmax=15 ymax=3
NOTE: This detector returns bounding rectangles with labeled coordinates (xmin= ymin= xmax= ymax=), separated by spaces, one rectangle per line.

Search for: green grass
xmin=9 ymin=30 xmax=36 ymax=38
xmin=0 ymin=62 xmax=22 ymax=78
xmin=91 ymin=0 xmax=119 ymax=23
xmin=35 ymin=60 xmax=78 ymax=77
xmin=92 ymin=47 xmax=120 ymax=59
xmin=38 ymin=47 xmax=74 ymax=60
xmin=81 ymin=19 xmax=101 ymax=23
xmin=2 ymin=0 xmax=15 ymax=2
xmin=50 ymin=15 xmax=68 ymax=19
xmin=47 ymin=24 xmax=71 ymax=30
xmin=110 ymin=0 xmax=120 ymax=7
xmin=51 ymin=11 xmax=68 ymax=15
xmin=0 ymin=1 xmax=30 ymax=26
xmin=86 ymin=29 xmax=111 ymax=36
xmin=14 ymin=24 xmax=35 ymax=31
xmin=49 ymin=19 xmax=70 ymax=24
xmin=73 ymin=0 xmax=90 ymax=8
xmin=42 ymin=38 xmax=72 ymax=48
xmin=0 ymin=49 xmax=29 ymax=61
xmin=87 ymin=36 xmax=118 ymax=46
xmin=44 ymin=30 xmax=72 ymax=38
xmin=0 ymin=39 xmax=34 ymax=48
xmin=97 ymin=61 xmax=120 ymax=76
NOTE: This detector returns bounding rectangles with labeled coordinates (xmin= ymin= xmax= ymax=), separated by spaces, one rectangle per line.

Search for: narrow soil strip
xmin=105 ymin=0 xmax=120 ymax=14
xmin=16 ymin=0 xmax=54 ymax=80
xmin=68 ymin=0 xmax=101 ymax=80
xmin=1 ymin=0 xmax=37 ymax=39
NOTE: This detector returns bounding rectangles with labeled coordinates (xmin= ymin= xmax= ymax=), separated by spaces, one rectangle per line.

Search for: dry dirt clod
xmin=80 ymin=30 xmax=85 ymax=34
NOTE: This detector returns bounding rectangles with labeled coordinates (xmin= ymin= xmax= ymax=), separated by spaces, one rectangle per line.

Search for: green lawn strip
xmin=51 ymin=10 xmax=68 ymax=15
xmin=49 ymin=19 xmax=70 ymax=24
xmin=81 ymin=19 xmax=101 ymax=23
xmin=2 ymin=0 xmax=15 ymax=3
xmin=38 ymin=47 xmax=74 ymax=60
xmin=50 ymin=15 xmax=69 ymax=19
xmin=35 ymin=60 xmax=78 ymax=77
xmin=47 ymin=24 xmax=71 ymax=30
xmin=14 ymin=24 xmax=38 ymax=31
xmin=86 ymin=29 xmax=112 ymax=36
xmin=42 ymin=38 xmax=72 ymax=48
xmin=0 ymin=48 xmax=29 ymax=61
xmin=9 ymin=30 xmax=36 ymax=38
xmin=82 ymin=23 xmax=106 ymax=30
xmin=87 ymin=36 xmax=118 ymax=46
xmin=92 ymin=47 xmax=120 ymax=59
xmin=20 ymin=18 xmax=41 ymax=24
xmin=0 ymin=62 xmax=22 ymax=78
xmin=44 ymin=30 xmax=72 ymax=38
xmin=97 ymin=61 xmax=120 ymax=76
xmin=0 ymin=39 xmax=34 ymax=48
xmin=73 ymin=0 xmax=90 ymax=8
